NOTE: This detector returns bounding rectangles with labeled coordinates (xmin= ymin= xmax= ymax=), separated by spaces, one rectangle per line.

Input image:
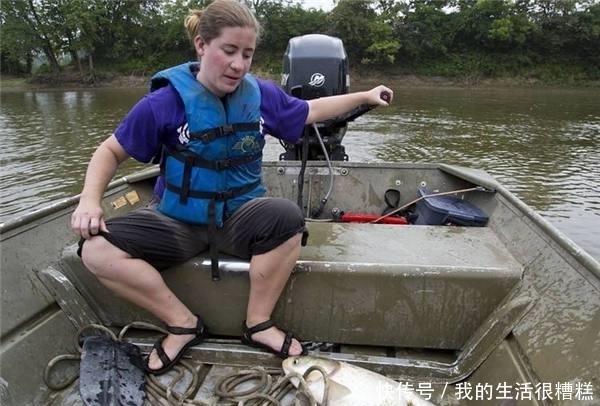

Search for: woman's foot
xmin=145 ymin=315 xmax=207 ymax=374
xmin=146 ymin=332 xmax=196 ymax=370
xmin=242 ymin=319 xmax=307 ymax=358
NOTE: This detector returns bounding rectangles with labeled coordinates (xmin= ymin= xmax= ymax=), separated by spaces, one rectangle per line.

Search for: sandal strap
xmin=244 ymin=319 xmax=275 ymax=336
xmin=166 ymin=315 xmax=205 ymax=336
xmin=280 ymin=331 xmax=293 ymax=357
xmin=153 ymin=339 xmax=172 ymax=366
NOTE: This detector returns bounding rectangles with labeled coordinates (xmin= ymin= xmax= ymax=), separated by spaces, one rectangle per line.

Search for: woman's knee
xmin=268 ymin=198 xmax=304 ymax=226
xmin=80 ymin=237 xmax=122 ymax=277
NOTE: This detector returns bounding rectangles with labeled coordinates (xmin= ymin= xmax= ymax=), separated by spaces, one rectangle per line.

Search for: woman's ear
xmin=194 ymin=35 xmax=206 ymax=57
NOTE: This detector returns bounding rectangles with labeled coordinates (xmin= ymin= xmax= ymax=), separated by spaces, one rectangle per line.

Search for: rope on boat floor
xmin=144 ymin=363 xmax=327 ymax=406
xmin=44 ymin=323 xmax=331 ymax=406
xmin=43 ymin=323 xmax=117 ymax=391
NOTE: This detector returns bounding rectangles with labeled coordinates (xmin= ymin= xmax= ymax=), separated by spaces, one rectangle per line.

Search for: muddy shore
xmin=2 ymin=71 xmax=598 ymax=91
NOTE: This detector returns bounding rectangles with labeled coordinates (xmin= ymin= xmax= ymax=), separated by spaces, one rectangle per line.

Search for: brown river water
xmin=1 ymin=84 xmax=598 ymax=260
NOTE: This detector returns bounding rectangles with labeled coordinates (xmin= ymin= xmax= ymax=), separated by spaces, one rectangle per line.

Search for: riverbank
xmin=2 ymin=71 xmax=599 ymax=91
xmin=1 ymin=73 xmax=148 ymax=91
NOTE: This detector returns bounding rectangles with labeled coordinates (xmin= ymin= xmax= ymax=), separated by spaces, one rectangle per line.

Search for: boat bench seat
xmin=58 ymin=222 xmax=522 ymax=350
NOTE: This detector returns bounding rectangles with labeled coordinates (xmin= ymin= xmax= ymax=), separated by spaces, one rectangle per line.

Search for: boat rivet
xmin=395 ymin=179 xmax=402 ymax=186
xmin=277 ymin=167 xmax=285 ymax=175
xmin=420 ymin=181 xmax=427 ymax=187
xmin=340 ymin=168 xmax=348 ymax=176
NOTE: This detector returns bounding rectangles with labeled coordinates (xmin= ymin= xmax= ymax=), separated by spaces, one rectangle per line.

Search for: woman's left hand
xmin=366 ymin=85 xmax=393 ymax=106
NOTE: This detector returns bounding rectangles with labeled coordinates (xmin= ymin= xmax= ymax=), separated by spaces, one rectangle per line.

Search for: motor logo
xmin=308 ymin=73 xmax=325 ymax=87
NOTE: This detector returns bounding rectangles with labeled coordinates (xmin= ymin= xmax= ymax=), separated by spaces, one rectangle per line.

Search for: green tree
xmin=395 ymin=0 xmax=453 ymax=62
xmin=1 ymin=0 xmax=36 ymax=73
xmin=1 ymin=0 xmax=62 ymax=73
xmin=253 ymin=0 xmax=329 ymax=69
xmin=150 ymin=0 xmax=203 ymax=70
xmin=363 ymin=15 xmax=400 ymax=64
xmin=40 ymin=0 xmax=99 ymax=74
xmin=528 ymin=0 xmax=599 ymax=60
xmin=574 ymin=3 xmax=600 ymax=66
xmin=450 ymin=0 xmax=534 ymax=52
xmin=326 ymin=0 xmax=376 ymax=63
xmin=3 ymin=0 xmax=600 ymax=82
xmin=89 ymin=0 xmax=161 ymax=67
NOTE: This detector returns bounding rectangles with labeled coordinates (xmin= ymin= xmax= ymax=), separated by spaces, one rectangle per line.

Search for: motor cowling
xmin=280 ymin=34 xmax=350 ymax=161
xmin=282 ymin=34 xmax=349 ymax=99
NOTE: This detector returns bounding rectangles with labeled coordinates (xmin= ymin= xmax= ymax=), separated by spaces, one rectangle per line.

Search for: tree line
xmin=1 ymin=0 xmax=599 ymax=83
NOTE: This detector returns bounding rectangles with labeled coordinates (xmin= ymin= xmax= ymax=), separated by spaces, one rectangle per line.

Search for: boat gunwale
xmin=491 ymin=173 xmax=600 ymax=279
xmin=0 ymin=167 xmax=160 ymax=234
xmin=437 ymin=162 xmax=600 ymax=279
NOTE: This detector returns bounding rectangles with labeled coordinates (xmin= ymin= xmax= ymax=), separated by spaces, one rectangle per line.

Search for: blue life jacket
xmin=151 ymin=62 xmax=265 ymax=227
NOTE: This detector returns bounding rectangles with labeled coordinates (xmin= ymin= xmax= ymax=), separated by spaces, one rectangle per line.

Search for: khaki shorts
xmin=78 ymin=197 xmax=306 ymax=270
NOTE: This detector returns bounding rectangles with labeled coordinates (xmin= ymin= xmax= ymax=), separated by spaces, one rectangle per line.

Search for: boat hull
xmin=1 ymin=162 xmax=598 ymax=405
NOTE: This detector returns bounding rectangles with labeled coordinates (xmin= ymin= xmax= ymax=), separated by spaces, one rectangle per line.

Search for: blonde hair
xmin=184 ymin=0 xmax=261 ymax=46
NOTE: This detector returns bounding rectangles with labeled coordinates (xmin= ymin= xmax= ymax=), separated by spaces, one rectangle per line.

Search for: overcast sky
xmin=300 ymin=0 xmax=335 ymax=11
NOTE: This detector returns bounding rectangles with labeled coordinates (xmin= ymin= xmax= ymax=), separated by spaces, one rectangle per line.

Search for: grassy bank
xmin=3 ymin=69 xmax=599 ymax=92
xmin=1 ymin=72 xmax=148 ymax=91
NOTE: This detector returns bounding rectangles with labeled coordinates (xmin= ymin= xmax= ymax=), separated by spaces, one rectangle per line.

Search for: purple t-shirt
xmin=113 ymin=78 xmax=309 ymax=196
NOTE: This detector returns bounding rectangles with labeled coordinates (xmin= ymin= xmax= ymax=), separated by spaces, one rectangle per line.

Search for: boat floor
xmin=42 ymin=337 xmax=461 ymax=406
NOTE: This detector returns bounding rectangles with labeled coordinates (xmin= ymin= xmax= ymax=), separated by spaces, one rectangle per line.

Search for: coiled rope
xmin=209 ymin=366 xmax=328 ymax=406
xmin=144 ymin=365 xmax=327 ymax=406
xmin=43 ymin=323 xmax=117 ymax=391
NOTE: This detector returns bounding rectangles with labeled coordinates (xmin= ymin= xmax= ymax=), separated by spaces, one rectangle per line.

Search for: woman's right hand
xmin=71 ymin=135 xmax=129 ymax=239
xmin=71 ymin=198 xmax=108 ymax=239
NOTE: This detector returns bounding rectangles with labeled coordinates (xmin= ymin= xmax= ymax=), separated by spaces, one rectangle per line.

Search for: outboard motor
xmin=280 ymin=34 xmax=352 ymax=161
xmin=280 ymin=34 xmax=387 ymax=218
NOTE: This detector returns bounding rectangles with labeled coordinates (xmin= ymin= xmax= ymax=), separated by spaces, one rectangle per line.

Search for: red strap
xmin=340 ymin=213 xmax=408 ymax=224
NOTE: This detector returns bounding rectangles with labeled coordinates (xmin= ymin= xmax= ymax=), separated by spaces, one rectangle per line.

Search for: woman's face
xmin=194 ymin=26 xmax=257 ymax=97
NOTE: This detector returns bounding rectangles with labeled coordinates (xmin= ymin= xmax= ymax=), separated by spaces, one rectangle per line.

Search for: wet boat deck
xmin=53 ymin=221 xmax=522 ymax=351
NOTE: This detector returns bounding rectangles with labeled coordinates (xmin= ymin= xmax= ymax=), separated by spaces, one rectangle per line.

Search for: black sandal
xmin=241 ymin=319 xmax=307 ymax=358
xmin=145 ymin=315 xmax=208 ymax=375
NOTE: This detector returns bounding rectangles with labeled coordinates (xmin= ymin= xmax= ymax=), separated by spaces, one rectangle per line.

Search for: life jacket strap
xmin=189 ymin=122 xmax=260 ymax=144
xmin=165 ymin=179 xmax=261 ymax=202
xmin=208 ymin=199 xmax=220 ymax=281
xmin=168 ymin=148 xmax=262 ymax=171
xmin=164 ymin=149 xmax=261 ymax=204
xmin=162 ymin=180 xmax=261 ymax=281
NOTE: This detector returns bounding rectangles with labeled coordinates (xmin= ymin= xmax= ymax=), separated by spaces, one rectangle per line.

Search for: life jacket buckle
xmin=219 ymin=124 xmax=235 ymax=136
xmin=214 ymin=158 xmax=232 ymax=170
xmin=215 ymin=190 xmax=234 ymax=200
xmin=199 ymin=133 xmax=212 ymax=143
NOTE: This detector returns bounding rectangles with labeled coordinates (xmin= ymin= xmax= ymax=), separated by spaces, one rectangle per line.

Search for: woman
xmin=71 ymin=0 xmax=393 ymax=375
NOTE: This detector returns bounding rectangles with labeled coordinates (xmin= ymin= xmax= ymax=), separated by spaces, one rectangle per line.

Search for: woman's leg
xmin=220 ymin=197 xmax=306 ymax=355
xmin=80 ymin=237 xmax=199 ymax=370
xmin=245 ymin=233 xmax=304 ymax=355
xmin=78 ymin=207 xmax=208 ymax=370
